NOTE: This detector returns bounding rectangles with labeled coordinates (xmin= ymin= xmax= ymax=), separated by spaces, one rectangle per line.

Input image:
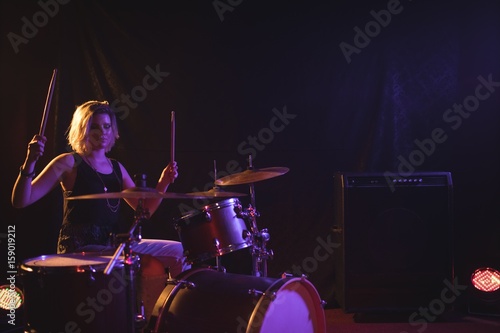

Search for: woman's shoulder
xmin=51 ymin=152 xmax=79 ymax=170
xmin=109 ymin=157 xmax=125 ymax=169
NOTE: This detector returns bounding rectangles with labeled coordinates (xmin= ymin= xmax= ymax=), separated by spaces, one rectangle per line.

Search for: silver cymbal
xmin=184 ymin=187 xmax=247 ymax=198
xmin=214 ymin=167 xmax=289 ymax=186
xmin=67 ymin=186 xmax=247 ymax=200
xmin=67 ymin=187 xmax=190 ymax=200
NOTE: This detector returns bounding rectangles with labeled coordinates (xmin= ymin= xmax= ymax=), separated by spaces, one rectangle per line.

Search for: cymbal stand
xmin=246 ymin=156 xmax=273 ymax=277
xmin=105 ymin=198 xmax=149 ymax=333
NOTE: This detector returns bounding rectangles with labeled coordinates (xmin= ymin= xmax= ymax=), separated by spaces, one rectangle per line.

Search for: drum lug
xmin=281 ymin=272 xmax=307 ymax=279
xmin=166 ymin=279 xmax=196 ymax=289
xmin=87 ymin=266 xmax=97 ymax=284
xmin=248 ymin=288 xmax=277 ymax=301
xmin=234 ymin=202 xmax=243 ymax=217
xmin=213 ymin=238 xmax=221 ymax=255
xmin=242 ymin=229 xmax=251 ymax=242
xmin=203 ymin=211 xmax=211 ymax=222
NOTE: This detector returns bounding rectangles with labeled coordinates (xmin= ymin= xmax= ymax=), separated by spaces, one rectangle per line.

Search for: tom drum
xmin=174 ymin=198 xmax=252 ymax=263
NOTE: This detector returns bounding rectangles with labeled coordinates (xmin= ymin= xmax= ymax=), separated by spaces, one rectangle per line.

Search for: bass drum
xmin=146 ymin=268 xmax=326 ymax=333
xmin=19 ymin=253 xmax=130 ymax=333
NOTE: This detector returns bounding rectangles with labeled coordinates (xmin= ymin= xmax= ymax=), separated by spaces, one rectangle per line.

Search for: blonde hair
xmin=66 ymin=100 xmax=120 ymax=154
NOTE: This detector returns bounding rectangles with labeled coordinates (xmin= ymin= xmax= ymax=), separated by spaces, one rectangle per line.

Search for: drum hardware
xmin=165 ymin=279 xmax=196 ymax=289
xmin=86 ymin=266 xmax=98 ymax=284
xmin=212 ymin=238 xmax=225 ymax=272
xmin=238 ymin=201 xmax=273 ymax=277
xmin=247 ymin=288 xmax=277 ymax=301
xmin=104 ymin=174 xmax=154 ymax=332
xmin=281 ymin=272 xmax=297 ymax=278
xmin=105 ymin=196 xmax=148 ymax=332
xmin=215 ymin=155 xmax=287 ymax=277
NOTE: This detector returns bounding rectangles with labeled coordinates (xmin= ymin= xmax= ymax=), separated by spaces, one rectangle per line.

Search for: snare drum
xmin=174 ymin=198 xmax=252 ymax=263
xmin=147 ymin=267 xmax=327 ymax=333
xmin=19 ymin=253 xmax=130 ymax=333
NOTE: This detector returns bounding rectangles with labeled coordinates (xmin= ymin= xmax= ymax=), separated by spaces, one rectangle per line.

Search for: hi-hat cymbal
xmin=184 ymin=187 xmax=247 ymax=198
xmin=214 ymin=167 xmax=289 ymax=186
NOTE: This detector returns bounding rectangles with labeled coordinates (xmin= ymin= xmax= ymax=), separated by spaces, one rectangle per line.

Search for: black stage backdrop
xmin=1 ymin=0 xmax=500 ymax=317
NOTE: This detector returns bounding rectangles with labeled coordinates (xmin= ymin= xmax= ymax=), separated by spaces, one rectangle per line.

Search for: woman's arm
xmin=12 ymin=137 xmax=73 ymax=208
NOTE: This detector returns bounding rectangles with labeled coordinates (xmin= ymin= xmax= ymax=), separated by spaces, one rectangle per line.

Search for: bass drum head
xmin=250 ymin=276 xmax=326 ymax=332
xmin=147 ymin=268 xmax=326 ymax=333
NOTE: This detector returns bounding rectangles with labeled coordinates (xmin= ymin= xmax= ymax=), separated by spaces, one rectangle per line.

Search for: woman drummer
xmin=11 ymin=100 xmax=190 ymax=320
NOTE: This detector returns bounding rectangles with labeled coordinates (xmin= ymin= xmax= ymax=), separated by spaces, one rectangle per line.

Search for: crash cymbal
xmin=67 ymin=187 xmax=197 ymax=200
xmin=184 ymin=187 xmax=247 ymax=198
xmin=214 ymin=167 xmax=289 ymax=186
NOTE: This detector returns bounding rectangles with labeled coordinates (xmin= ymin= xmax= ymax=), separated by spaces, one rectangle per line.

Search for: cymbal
xmin=184 ymin=187 xmax=247 ymax=198
xmin=67 ymin=187 xmax=192 ymax=200
xmin=214 ymin=167 xmax=289 ymax=186
xmin=67 ymin=186 xmax=246 ymax=200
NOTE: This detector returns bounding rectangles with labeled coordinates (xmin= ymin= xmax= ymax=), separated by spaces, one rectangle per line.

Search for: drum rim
xmin=148 ymin=267 xmax=217 ymax=331
xmin=185 ymin=241 xmax=251 ymax=264
xmin=247 ymin=276 xmax=326 ymax=332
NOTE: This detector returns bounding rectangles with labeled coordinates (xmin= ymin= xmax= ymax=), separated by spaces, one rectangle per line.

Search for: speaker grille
xmin=333 ymin=171 xmax=454 ymax=313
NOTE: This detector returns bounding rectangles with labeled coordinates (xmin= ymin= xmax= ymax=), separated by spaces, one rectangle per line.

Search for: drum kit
xmin=20 ymin=73 xmax=326 ymax=331
xmin=19 ymin=163 xmax=327 ymax=333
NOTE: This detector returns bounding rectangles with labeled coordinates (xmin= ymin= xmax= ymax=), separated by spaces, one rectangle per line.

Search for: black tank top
xmin=58 ymin=153 xmax=123 ymax=253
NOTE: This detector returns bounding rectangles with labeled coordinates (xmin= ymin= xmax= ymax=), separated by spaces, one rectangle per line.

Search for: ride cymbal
xmin=214 ymin=167 xmax=289 ymax=186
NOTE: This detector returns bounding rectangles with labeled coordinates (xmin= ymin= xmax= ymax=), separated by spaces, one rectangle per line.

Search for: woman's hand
xmin=25 ymin=134 xmax=47 ymax=163
xmin=162 ymin=161 xmax=178 ymax=184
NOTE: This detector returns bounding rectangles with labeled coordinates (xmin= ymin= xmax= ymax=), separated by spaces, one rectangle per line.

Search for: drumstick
xmin=39 ymin=68 xmax=58 ymax=136
xmin=170 ymin=111 xmax=175 ymax=162
xmin=170 ymin=111 xmax=175 ymax=183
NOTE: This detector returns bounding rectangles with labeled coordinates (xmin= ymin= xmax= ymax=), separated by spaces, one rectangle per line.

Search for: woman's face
xmin=88 ymin=113 xmax=112 ymax=150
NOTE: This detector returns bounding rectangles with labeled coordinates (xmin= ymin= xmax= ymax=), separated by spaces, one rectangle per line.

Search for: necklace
xmin=85 ymin=156 xmax=121 ymax=213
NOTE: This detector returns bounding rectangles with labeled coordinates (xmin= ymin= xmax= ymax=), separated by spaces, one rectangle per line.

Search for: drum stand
xmin=105 ymin=199 xmax=149 ymax=333
xmin=246 ymin=174 xmax=273 ymax=278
